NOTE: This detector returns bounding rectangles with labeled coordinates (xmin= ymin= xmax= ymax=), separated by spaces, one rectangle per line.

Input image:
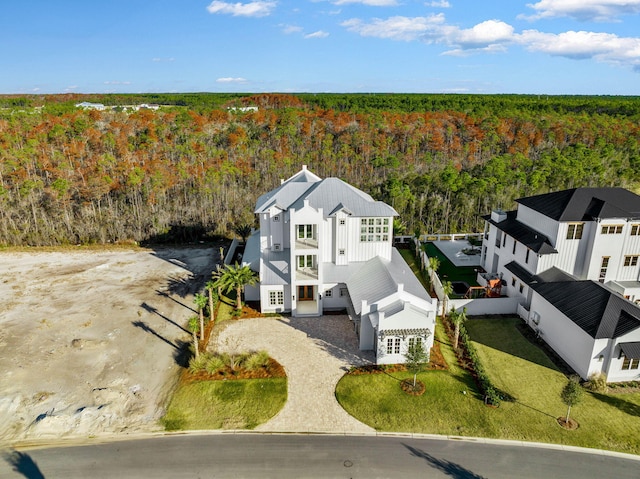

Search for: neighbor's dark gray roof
xmin=483 ymin=210 xmax=557 ymax=254
xmin=516 ymin=188 xmax=640 ymax=222
xmin=530 ymin=280 xmax=640 ymax=339
xmin=619 ymin=342 xmax=640 ymax=359
xmin=504 ymin=261 xmax=534 ymax=284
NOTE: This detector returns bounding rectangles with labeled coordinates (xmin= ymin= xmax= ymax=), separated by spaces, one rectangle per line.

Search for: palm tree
xmin=205 ymin=279 xmax=218 ymax=325
xmin=450 ymin=307 xmax=467 ymax=350
xmin=441 ymin=280 xmax=453 ymax=318
xmin=193 ymin=292 xmax=207 ymax=340
xmin=428 ymin=256 xmax=440 ymax=294
xmin=188 ymin=315 xmax=200 ymax=359
xmin=215 ymin=262 xmax=259 ymax=311
xmin=233 ymin=224 xmax=252 ymax=243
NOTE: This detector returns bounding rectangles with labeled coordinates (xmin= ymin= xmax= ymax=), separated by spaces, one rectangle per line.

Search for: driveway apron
xmin=214 ymin=315 xmax=375 ymax=433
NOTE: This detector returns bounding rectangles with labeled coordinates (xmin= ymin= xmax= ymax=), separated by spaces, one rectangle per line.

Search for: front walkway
xmin=214 ymin=315 xmax=375 ymax=433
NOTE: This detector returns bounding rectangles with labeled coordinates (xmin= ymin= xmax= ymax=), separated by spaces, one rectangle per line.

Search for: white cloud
xmin=206 ymin=1 xmax=276 ymax=17
xmin=104 ymin=81 xmax=131 ymax=85
xmin=216 ymin=77 xmax=248 ymax=83
xmin=152 ymin=57 xmax=175 ymax=62
xmin=281 ymin=24 xmax=303 ymax=34
xmin=425 ymin=1 xmax=450 ymax=7
xmin=342 ymin=13 xmax=640 ymax=70
xmin=341 ymin=15 xmax=445 ymax=41
xmin=333 ymin=0 xmax=399 ymax=5
xmin=305 ymin=30 xmax=330 ymax=38
xmin=519 ymin=29 xmax=640 ymax=69
xmin=521 ymin=0 xmax=640 ymax=22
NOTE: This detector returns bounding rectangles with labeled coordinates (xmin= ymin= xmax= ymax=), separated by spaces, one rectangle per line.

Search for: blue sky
xmin=2 ymin=0 xmax=639 ymax=94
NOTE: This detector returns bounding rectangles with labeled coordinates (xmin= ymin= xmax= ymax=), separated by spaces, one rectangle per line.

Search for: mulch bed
xmin=557 ymin=417 xmax=579 ymax=430
xmin=182 ymin=358 xmax=286 ymax=384
xmin=401 ymin=378 xmax=426 ymax=396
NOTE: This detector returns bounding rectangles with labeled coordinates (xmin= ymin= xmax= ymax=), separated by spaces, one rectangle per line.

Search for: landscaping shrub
xmin=245 ymin=350 xmax=270 ymax=371
xmin=205 ymin=355 xmax=226 ymax=374
xmin=454 ymin=319 xmax=514 ymax=406
xmin=585 ymin=372 xmax=608 ymax=393
xmin=188 ymin=354 xmax=210 ymax=373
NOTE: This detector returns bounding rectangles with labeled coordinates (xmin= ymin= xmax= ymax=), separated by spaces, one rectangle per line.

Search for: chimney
xmin=491 ymin=209 xmax=507 ymax=223
xmin=397 ymin=283 xmax=404 ymax=293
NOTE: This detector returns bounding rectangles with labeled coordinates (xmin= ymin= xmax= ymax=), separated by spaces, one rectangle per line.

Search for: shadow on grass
xmin=590 ymin=391 xmax=640 ymax=418
xmin=403 ymin=443 xmax=487 ymax=479
xmin=464 ymin=318 xmax=565 ymax=374
xmin=2 ymin=450 xmax=45 ymax=479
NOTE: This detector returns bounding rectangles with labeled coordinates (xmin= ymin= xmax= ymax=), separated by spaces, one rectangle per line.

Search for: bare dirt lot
xmin=0 ymin=246 xmax=218 ymax=445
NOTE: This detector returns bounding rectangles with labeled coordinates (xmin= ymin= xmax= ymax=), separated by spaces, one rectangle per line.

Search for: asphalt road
xmin=2 ymin=434 xmax=639 ymax=479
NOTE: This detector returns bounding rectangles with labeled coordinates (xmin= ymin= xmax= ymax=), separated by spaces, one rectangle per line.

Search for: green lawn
xmin=423 ymin=242 xmax=479 ymax=289
xmin=162 ymin=377 xmax=287 ymax=430
xmin=398 ymin=248 xmax=430 ymax=291
xmin=336 ymin=317 xmax=640 ymax=455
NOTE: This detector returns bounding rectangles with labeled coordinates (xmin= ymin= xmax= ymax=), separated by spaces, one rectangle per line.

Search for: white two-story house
xmin=242 ymin=166 xmax=437 ymax=364
xmin=481 ymin=188 xmax=640 ymax=382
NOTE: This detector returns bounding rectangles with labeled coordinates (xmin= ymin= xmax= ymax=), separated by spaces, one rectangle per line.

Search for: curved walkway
xmin=213 ymin=315 xmax=375 ymax=433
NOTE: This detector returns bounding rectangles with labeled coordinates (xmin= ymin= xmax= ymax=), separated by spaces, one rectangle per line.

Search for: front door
xmin=298 ymin=285 xmax=314 ymax=301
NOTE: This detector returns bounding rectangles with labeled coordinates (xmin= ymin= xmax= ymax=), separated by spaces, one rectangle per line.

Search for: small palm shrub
xmin=205 ymin=355 xmax=226 ymax=374
xmin=188 ymin=354 xmax=210 ymax=373
xmin=245 ymin=350 xmax=270 ymax=371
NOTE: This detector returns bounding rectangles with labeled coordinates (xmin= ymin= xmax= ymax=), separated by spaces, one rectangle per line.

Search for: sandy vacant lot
xmin=0 ymin=246 xmax=218 ymax=445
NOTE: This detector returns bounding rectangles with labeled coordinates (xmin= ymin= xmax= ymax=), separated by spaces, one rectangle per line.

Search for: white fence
xmin=224 ymin=238 xmax=240 ymax=265
xmin=412 ymin=236 xmax=520 ymax=317
xmin=450 ymin=297 xmax=520 ymax=315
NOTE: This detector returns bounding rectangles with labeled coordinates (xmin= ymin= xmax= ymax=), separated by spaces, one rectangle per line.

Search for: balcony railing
xmin=295 ymin=238 xmax=318 ymax=249
xmin=296 ymin=267 xmax=318 ymax=280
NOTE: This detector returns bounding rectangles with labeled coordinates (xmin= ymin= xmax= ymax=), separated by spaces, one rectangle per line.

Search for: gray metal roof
xmin=261 ymin=249 xmax=290 ymax=285
xmin=347 ymin=248 xmax=431 ymax=314
xmin=517 ymin=188 xmax=640 ymax=222
xmin=619 ymin=342 xmax=640 ymax=359
xmin=255 ymin=168 xmax=397 ymax=217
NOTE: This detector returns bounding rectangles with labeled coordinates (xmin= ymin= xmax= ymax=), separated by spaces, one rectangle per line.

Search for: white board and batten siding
xmin=516 ymin=205 xmax=560 ymax=244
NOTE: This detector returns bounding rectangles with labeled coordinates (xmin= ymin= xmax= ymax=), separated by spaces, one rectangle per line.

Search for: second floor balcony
xmin=295 ymin=224 xmax=318 ymax=249
xmin=295 ymin=254 xmax=318 ymax=280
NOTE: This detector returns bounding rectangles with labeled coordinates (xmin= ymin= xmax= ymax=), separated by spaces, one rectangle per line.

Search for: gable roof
xmin=255 ymin=167 xmax=397 ymax=217
xmin=347 ymin=248 xmax=431 ymax=315
xmin=530 ymin=279 xmax=640 ymax=339
xmin=517 ymin=188 xmax=640 ymax=222
xmin=483 ymin=210 xmax=557 ymax=254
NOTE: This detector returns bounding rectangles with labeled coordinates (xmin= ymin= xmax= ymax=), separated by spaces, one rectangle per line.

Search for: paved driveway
xmin=214 ymin=315 xmax=375 ymax=433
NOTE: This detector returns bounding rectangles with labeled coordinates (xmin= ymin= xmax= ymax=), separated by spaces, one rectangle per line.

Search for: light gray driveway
xmin=214 ymin=315 xmax=375 ymax=433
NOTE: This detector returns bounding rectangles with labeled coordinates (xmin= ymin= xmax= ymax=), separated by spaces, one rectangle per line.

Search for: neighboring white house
xmin=242 ymin=166 xmax=437 ymax=364
xmin=481 ymin=187 xmax=640 ymax=382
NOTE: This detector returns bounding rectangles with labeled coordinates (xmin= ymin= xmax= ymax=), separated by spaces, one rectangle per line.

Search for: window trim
xmin=567 ymin=223 xmax=584 ymax=240
xmin=624 ymin=255 xmax=639 ymax=267
xmin=601 ymin=224 xmax=623 ymax=235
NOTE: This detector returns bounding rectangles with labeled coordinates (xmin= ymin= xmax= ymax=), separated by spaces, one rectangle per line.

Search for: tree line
xmin=0 ymin=93 xmax=638 ymax=246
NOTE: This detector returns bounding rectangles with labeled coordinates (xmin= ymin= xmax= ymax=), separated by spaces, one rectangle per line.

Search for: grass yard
xmin=162 ymin=377 xmax=287 ymax=431
xmin=423 ymin=242 xmax=479 ymax=288
xmin=398 ymin=248 xmax=430 ymax=291
xmin=336 ymin=317 xmax=640 ymax=455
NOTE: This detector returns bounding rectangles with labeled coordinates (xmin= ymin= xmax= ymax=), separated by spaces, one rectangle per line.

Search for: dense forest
xmin=0 ymin=93 xmax=639 ymax=246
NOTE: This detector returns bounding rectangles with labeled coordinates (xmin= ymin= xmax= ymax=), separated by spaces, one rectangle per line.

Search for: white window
xmin=324 ymin=289 xmax=333 ymax=297
xmin=622 ymin=355 xmax=640 ymax=370
xmin=632 ymin=224 xmax=640 ymax=236
xmin=339 ymin=249 xmax=345 ymax=255
xmin=624 ymin=255 xmax=639 ymax=267
xmin=408 ymin=337 xmax=423 ymax=350
xmin=273 ymin=215 xmax=280 ymax=222
xmin=297 ymin=255 xmax=315 ymax=269
xmin=340 ymin=288 xmax=348 ymax=297
xmin=360 ymin=217 xmax=390 ymax=242
xmin=339 ymin=219 xmax=346 ymax=226
xmin=386 ymin=337 xmax=401 ymax=355
xmin=269 ymin=291 xmax=284 ymax=306
xmin=601 ymin=224 xmax=623 ymax=234
xmin=297 ymin=224 xmax=314 ymax=239
xmin=566 ymin=223 xmax=583 ymax=240
xmin=273 ymin=243 xmax=281 ymax=251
